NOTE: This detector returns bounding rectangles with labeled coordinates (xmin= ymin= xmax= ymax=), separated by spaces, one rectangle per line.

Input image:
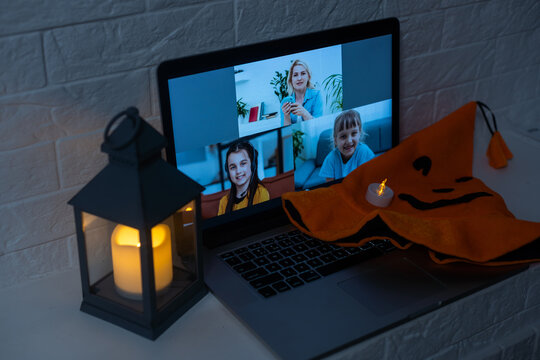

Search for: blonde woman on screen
xmin=280 ymin=60 xmax=323 ymax=126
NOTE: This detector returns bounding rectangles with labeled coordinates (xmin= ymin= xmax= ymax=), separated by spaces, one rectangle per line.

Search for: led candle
xmin=365 ymin=178 xmax=394 ymax=207
xmin=111 ymin=224 xmax=173 ymax=300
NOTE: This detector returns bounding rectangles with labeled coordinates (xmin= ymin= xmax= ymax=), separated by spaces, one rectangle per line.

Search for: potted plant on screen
xmin=292 ymin=129 xmax=305 ymax=169
xmin=322 ymin=74 xmax=343 ymax=113
xmin=237 ymin=98 xmax=248 ymax=122
xmin=270 ymin=70 xmax=289 ymax=102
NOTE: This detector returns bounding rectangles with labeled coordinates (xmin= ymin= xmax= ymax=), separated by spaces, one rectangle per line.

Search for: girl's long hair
xmin=224 ymin=140 xmax=263 ymax=214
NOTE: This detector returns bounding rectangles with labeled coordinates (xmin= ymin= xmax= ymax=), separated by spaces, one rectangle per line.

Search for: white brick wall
xmin=0 ymin=1 xmax=539 ymax=356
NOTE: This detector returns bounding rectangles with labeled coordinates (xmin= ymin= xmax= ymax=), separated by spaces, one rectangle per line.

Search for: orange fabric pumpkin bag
xmin=282 ymin=102 xmax=540 ymax=265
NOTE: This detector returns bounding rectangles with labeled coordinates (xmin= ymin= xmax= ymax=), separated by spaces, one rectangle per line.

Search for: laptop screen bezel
xmin=157 ymin=17 xmax=400 ymax=248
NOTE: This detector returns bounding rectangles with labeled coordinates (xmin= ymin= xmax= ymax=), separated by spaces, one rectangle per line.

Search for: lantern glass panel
xmin=165 ymin=201 xmax=200 ymax=310
xmin=81 ymin=212 xmax=147 ymax=311
xmin=82 ymin=212 xmax=115 ymax=290
xmin=81 ymin=203 xmax=199 ymax=312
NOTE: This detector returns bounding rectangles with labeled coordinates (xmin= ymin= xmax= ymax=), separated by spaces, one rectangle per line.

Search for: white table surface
xmin=0 ymin=269 xmax=277 ymax=360
xmin=1 ymin=123 xmax=539 ymax=360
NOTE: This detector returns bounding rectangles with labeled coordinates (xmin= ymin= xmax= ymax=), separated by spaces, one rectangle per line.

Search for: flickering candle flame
xmin=366 ymin=178 xmax=394 ymax=207
xmin=377 ymin=179 xmax=387 ymax=196
xmin=185 ymin=207 xmax=193 ymax=212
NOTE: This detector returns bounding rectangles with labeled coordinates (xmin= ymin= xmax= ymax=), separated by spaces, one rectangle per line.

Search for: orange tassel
xmin=486 ymin=131 xmax=513 ymax=169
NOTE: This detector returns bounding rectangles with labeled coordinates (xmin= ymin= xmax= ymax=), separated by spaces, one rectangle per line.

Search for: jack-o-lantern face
xmin=397 ymin=156 xmax=492 ymax=211
xmin=282 ymin=102 xmax=540 ymax=265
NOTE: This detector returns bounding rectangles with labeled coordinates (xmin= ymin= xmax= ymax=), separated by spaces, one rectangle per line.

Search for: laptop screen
xmin=158 ymin=18 xmax=399 ymax=233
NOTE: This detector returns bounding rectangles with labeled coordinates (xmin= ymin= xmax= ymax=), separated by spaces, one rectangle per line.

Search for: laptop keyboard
xmin=219 ymin=229 xmax=396 ymax=298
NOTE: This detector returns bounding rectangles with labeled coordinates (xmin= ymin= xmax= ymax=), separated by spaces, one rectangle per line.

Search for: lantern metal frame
xmin=69 ymin=108 xmax=207 ymax=340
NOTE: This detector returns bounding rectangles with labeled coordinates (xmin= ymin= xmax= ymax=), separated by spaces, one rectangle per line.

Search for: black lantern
xmin=68 ymin=107 xmax=206 ymax=339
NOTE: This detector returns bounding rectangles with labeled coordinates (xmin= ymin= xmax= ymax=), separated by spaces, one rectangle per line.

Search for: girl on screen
xmin=280 ymin=60 xmax=323 ymax=125
xmin=218 ymin=140 xmax=270 ymax=215
xmin=319 ymin=109 xmax=375 ymax=181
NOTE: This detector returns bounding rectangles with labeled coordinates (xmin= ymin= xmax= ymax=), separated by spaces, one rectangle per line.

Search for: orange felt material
xmin=487 ymin=131 xmax=514 ymax=169
xmin=282 ymin=102 xmax=540 ymax=265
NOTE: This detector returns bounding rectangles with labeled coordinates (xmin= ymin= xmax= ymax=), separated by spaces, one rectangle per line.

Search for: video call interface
xmin=168 ymin=34 xmax=393 ymax=219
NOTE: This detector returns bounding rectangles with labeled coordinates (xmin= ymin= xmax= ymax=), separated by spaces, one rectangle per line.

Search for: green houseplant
xmin=292 ymin=129 xmax=305 ymax=165
xmin=236 ymin=98 xmax=249 ymax=119
xmin=270 ymin=70 xmax=289 ymax=102
xmin=322 ymin=74 xmax=343 ymax=113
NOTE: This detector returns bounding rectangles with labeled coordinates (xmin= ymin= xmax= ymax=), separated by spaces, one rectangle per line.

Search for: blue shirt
xmin=280 ymin=88 xmax=323 ymax=124
xmin=319 ymin=143 xmax=375 ymax=180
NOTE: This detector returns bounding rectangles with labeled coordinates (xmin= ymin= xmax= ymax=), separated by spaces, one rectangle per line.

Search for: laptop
xmin=157 ymin=18 xmax=526 ymax=359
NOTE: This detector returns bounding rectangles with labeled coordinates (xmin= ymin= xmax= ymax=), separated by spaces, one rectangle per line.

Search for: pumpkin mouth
xmin=405 ymin=155 xmax=490 ymax=210
xmin=398 ymin=192 xmax=493 ymax=210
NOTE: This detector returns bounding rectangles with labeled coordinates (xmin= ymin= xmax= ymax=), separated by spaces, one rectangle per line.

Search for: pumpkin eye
xmin=456 ymin=176 xmax=473 ymax=183
xmin=413 ymin=156 xmax=431 ymax=176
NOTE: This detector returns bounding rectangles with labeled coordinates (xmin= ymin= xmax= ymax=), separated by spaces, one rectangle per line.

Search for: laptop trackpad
xmin=337 ymin=258 xmax=445 ymax=316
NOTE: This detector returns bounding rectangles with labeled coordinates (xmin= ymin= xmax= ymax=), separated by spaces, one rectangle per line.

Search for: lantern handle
xmin=104 ymin=107 xmax=142 ymax=150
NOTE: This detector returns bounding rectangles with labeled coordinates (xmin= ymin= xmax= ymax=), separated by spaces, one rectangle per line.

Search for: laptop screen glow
xmin=163 ymin=33 xmax=394 ymax=221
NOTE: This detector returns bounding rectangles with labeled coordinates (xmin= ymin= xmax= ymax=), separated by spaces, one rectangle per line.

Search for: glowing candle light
xmin=366 ymin=178 xmax=394 ymax=207
xmin=111 ymin=224 xmax=173 ymax=300
xmin=377 ymin=178 xmax=387 ymax=196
